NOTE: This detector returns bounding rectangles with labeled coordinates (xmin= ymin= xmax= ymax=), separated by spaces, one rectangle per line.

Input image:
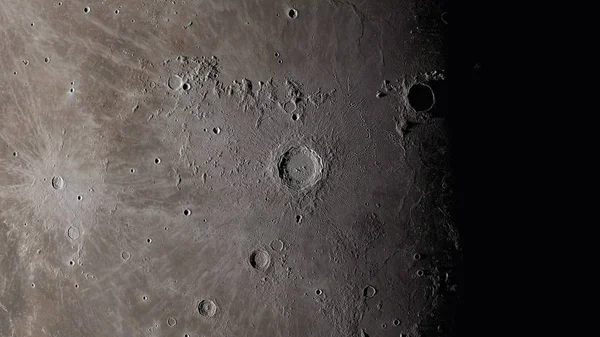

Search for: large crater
xmin=277 ymin=146 xmax=324 ymax=190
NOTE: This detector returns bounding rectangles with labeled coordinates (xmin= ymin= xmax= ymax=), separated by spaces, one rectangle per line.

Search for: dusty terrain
xmin=0 ymin=1 xmax=458 ymax=336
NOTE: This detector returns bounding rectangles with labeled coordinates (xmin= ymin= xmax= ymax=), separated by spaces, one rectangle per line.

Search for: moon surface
xmin=0 ymin=1 xmax=458 ymax=337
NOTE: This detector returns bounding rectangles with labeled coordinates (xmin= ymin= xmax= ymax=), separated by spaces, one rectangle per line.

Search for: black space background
xmin=446 ymin=0 xmax=509 ymax=336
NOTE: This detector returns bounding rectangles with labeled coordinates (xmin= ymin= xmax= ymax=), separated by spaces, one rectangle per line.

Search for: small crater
xmin=69 ymin=88 xmax=75 ymax=93
xmin=77 ymin=195 xmax=83 ymax=201
xmin=130 ymin=168 xmax=136 ymax=173
xmin=147 ymin=238 xmax=152 ymax=243
xmin=154 ymin=157 xmax=161 ymax=164
xmin=183 ymin=209 xmax=192 ymax=216
xmin=121 ymin=251 xmax=131 ymax=260
xmin=167 ymin=317 xmax=177 ymax=327
xmin=363 ymin=285 xmax=376 ymax=298
xmin=182 ymin=82 xmax=191 ymax=91
xmin=83 ymin=6 xmax=90 ymax=14
xmin=295 ymin=214 xmax=302 ymax=223
xmin=12 ymin=151 xmax=18 ymax=157
xmin=74 ymin=284 xmax=79 ymax=288
xmin=69 ymin=260 xmax=74 ymax=266
xmin=142 ymin=295 xmax=148 ymax=301
xmin=277 ymin=146 xmax=324 ymax=190
xmin=393 ymin=319 xmax=401 ymax=326
xmin=291 ymin=113 xmax=299 ymax=121
xmin=315 ymin=289 xmax=323 ymax=296
xmin=44 ymin=57 xmax=50 ymax=63
xmin=212 ymin=127 xmax=221 ymax=134
xmin=115 ymin=9 xmax=120 ymax=14
xmin=198 ymin=299 xmax=217 ymax=317
xmin=249 ymin=249 xmax=271 ymax=272
xmin=283 ymin=100 xmax=296 ymax=113
xmin=274 ymin=52 xmax=280 ymax=57
xmin=407 ymin=83 xmax=435 ymax=112
xmin=270 ymin=239 xmax=284 ymax=252
xmin=51 ymin=176 xmax=64 ymax=190
xmin=67 ymin=226 xmax=80 ymax=240
xmin=288 ymin=8 xmax=298 ymax=19
xmin=417 ymin=269 xmax=424 ymax=277
xmin=413 ymin=253 xmax=421 ymax=260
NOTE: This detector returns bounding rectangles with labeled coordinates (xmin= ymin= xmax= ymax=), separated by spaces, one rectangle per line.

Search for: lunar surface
xmin=0 ymin=1 xmax=459 ymax=337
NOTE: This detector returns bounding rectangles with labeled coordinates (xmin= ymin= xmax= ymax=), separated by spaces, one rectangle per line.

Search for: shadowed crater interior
xmin=408 ymin=83 xmax=435 ymax=112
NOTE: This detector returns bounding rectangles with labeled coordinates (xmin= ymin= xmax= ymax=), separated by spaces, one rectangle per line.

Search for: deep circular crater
xmin=277 ymin=146 xmax=323 ymax=190
xmin=198 ymin=299 xmax=217 ymax=317
xmin=51 ymin=176 xmax=64 ymax=190
xmin=249 ymin=249 xmax=271 ymax=271
xmin=407 ymin=83 xmax=435 ymax=112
